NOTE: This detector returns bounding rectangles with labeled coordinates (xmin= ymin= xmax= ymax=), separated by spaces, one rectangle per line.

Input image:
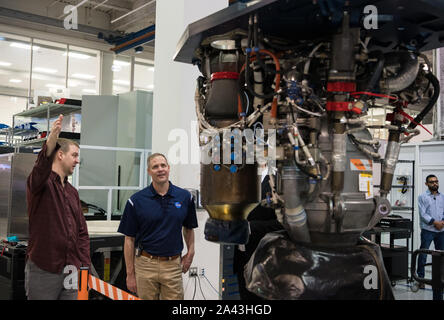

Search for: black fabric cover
xmin=244 ymin=231 xmax=395 ymax=300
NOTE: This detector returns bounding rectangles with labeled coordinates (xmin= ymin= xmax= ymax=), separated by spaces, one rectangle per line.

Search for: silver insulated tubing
xmin=281 ymin=166 xmax=311 ymax=243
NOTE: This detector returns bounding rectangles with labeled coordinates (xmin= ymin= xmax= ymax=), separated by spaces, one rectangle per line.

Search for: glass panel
xmin=78 ymin=189 xmax=139 ymax=219
xmin=78 ymin=149 xmax=142 ymax=187
xmin=0 ymin=33 xmax=32 ymax=102
xmin=0 ymin=95 xmax=27 ymax=127
xmin=134 ymin=58 xmax=154 ymax=92
xmin=68 ymin=46 xmax=100 ymax=99
xmin=112 ymin=55 xmax=131 ymax=95
xmin=79 ymin=189 xmax=109 ymax=218
xmin=31 ymin=39 xmax=67 ymax=106
xmin=113 ymin=189 xmax=139 ymax=216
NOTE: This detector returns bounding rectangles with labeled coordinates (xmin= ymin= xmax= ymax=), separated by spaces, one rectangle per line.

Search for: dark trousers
xmin=24 ymin=260 xmax=78 ymax=300
xmin=417 ymin=229 xmax=444 ymax=300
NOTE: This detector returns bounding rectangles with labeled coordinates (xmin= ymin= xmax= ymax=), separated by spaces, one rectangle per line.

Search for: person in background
xmin=414 ymin=174 xmax=444 ymax=300
xmin=118 ymin=153 xmax=198 ymax=300
xmin=25 ymin=114 xmax=90 ymax=300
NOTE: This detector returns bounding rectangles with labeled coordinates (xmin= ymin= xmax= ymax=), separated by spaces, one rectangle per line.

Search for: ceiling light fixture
xmin=34 ymin=67 xmax=58 ymax=74
xmin=64 ymin=52 xmax=91 ymax=60
xmin=113 ymin=60 xmax=130 ymax=67
xmin=9 ymin=79 xmax=22 ymax=83
xmin=45 ymin=84 xmax=65 ymax=89
xmin=10 ymin=42 xmax=40 ymax=51
xmin=0 ymin=61 xmax=12 ymax=67
xmin=82 ymin=89 xmax=97 ymax=94
xmin=113 ymin=79 xmax=130 ymax=85
xmin=72 ymin=73 xmax=95 ymax=80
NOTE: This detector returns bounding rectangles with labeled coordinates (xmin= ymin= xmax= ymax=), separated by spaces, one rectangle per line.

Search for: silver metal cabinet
xmin=0 ymin=153 xmax=36 ymax=240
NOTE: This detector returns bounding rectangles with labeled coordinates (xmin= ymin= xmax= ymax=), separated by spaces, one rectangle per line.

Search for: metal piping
xmin=58 ymin=0 xmax=90 ymax=19
xmin=380 ymin=131 xmax=401 ymax=196
xmin=111 ymin=0 xmax=156 ymax=24
xmin=380 ymin=52 xmax=419 ymax=93
xmin=282 ymin=167 xmax=311 ymax=243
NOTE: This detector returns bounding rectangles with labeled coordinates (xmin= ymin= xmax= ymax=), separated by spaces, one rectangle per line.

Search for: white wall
xmin=152 ymin=0 xmax=227 ymax=189
xmin=153 ymin=0 xmax=228 ymax=300
xmin=183 ymin=209 xmax=221 ymax=300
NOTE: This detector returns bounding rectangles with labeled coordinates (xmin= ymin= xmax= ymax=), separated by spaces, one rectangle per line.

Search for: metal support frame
xmin=0 ymin=7 xmax=122 ymax=38
xmin=412 ymin=249 xmax=444 ymax=300
xmin=110 ymin=0 xmax=155 ymax=24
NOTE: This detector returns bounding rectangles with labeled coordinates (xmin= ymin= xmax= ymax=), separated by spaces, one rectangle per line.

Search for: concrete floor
xmin=392 ymin=281 xmax=436 ymax=300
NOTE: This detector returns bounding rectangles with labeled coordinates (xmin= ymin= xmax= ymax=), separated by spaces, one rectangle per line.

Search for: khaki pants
xmin=135 ymin=255 xmax=184 ymax=300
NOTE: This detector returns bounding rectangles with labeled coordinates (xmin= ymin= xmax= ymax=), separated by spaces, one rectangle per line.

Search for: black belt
xmin=141 ymin=251 xmax=180 ymax=261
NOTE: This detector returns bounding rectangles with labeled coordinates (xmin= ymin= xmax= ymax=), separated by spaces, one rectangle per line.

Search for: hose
xmin=358 ymin=51 xmax=384 ymax=102
xmin=303 ymin=42 xmax=325 ymax=76
xmin=319 ymin=151 xmax=331 ymax=181
xmin=407 ymin=72 xmax=440 ymax=131
xmin=380 ymin=51 xmax=419 ymax=93
xmin=401 ymin=128 xmax=420 ymax=144
xmin=242 ymin=49 xmax=281 ymax=121
xmin=349 ymin=134 xmax=381 ymax=159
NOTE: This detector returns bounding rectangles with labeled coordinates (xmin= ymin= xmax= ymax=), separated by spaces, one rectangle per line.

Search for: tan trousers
xmin=135 ymin=255 xmax=184 ymax=300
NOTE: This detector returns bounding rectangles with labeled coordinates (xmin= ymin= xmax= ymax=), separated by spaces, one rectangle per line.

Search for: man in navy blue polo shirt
xmin=118 ymin=153 xmax=198 ymax=300
xmin=414 ymin=174 xmax=444 ymax=299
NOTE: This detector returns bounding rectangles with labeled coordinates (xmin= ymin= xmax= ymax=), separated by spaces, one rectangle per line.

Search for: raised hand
xmin=46 ymin=114 xmax=63 ymax=157
xmin=50 ymin=114 xmax=63 ymax=139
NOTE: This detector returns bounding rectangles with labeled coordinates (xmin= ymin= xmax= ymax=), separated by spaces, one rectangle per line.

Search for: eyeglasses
xmin=427 ymin=180 xmax=439 ymax=184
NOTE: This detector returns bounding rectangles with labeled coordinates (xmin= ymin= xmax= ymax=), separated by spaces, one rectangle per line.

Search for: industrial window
xmin=134 ymin=57 xmax=154 ymax=92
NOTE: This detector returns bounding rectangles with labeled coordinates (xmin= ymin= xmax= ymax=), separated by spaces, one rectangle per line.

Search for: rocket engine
xmin=175 ymin=0 xmax=443 ymax=299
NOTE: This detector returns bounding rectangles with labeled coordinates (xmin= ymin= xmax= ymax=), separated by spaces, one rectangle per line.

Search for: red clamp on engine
xmin=327 ymin=82 xmax=356 ymax=92
xmin=326 ymin=101 xmax=361 ymax=114
xmin=211 ymin=72 xmax=240 ymax=82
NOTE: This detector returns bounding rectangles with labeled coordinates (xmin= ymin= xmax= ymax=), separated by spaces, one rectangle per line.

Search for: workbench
xmin=0 ymin=222 xmax=125 ymax=300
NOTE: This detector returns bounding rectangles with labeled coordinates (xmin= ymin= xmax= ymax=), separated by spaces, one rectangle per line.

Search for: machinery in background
xmin=0 ymin=153 xmax=37 ymax=241
xmin=174 ymin=0 xmax=444 ymax=299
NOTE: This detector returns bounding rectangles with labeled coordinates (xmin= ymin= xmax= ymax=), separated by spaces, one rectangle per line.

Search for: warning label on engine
xmin=350 ymin=159 xmax=373 ymax=171
xmin=359 ymin=173 xmax=374 ymax=199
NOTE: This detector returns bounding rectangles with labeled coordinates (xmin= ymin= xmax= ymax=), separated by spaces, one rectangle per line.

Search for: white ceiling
xmin=0 ymin=0 xmax=156 ymax=55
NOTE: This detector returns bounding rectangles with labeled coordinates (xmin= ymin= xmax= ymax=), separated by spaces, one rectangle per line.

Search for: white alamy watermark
xmin=363 ymin=5 xmax=378 ymax=30
xmin=166 ymin=121 xmax=277 ymax=167
xmin=63 ymin=265 xmax=78 ymax=290
xmin=64 ymin=5 xmax=78 ymax=30
xmin=363 ymin=264 xmax=378 ymax=290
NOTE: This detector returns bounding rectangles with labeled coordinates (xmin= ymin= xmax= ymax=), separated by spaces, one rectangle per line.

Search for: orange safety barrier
xmin=77 ymin=268 xmax=140 ymax=300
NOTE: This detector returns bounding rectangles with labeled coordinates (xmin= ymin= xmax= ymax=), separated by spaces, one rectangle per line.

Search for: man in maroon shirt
xmin=25 ymin=114 xmax=90 ymax=300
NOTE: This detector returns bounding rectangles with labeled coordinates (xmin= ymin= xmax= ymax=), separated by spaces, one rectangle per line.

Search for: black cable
xmin=360 ymin=51 xmax=385 ymax=102
xmin=203 ymin=274 xmax=222 ymax=298
xmin=242 ymin=67 xmax=277 ymax=100
xmin=407 ymin=72 xmax=440 ymax=131
xmin=192 ymin=276 xmax=197 ymax=300
xmin=397 ymin=176 xmax=408 ymax=194
xmin=197 ymin=276 xmax=206 ymax=300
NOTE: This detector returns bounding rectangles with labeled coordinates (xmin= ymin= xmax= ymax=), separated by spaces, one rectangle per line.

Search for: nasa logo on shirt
xmin=175 ymin=202 xmax=182 ymax=208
